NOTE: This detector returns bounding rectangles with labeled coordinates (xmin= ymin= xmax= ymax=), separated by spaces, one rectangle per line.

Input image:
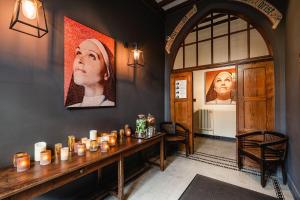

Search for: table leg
xmin=118 ymin=154 xmax=124 ymax=200
xmin=160 ymin=136 xmax=165 ymax=171
xmin=97 ymin=168 xmax=102 ymax=185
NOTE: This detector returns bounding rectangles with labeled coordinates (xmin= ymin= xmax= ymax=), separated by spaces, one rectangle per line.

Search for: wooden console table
xmin=0 ymin=133 xmax=165 ymax=200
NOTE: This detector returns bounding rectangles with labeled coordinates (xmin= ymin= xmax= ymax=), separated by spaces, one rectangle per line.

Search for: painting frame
xmin=205 ymin=67 xmax=236 ymax=105
xmin=64 ymin=17 xmax=116 ymax=108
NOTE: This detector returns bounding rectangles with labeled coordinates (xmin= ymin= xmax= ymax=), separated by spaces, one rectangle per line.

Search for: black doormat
xmin=179 ymin=174 xmax=277 ymax=200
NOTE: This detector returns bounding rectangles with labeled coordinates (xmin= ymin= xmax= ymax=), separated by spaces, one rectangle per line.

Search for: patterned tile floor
xmin=104 ymin=137 xmax=294 ymax=200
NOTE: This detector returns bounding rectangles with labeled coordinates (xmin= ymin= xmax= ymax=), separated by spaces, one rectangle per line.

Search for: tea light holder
xmin=74 ymin=142 xmax=79 ymax=153
xmin=16 ymin=154 xmax=30 ymax=172
xmin=90 ymin=140 xmax=98 ymax=152
xmin=89 ymin=130 xmax=98 ymax=140
xmin=40 ymin=150 xmax=51 ymax=166
xmin=34 ymin=142 xmax=47 ymax=161
xmin=85 ymin=139 xmax=91 ymax=150
xmin=60 ymin=147 xmax=69 ymax=161
xmin=124 ymin=124 xmax=129 ymax=131
xmin=97 ymin=137 xmax=102 ymax=145
xmin=13 ymin=152 xmax=28 ymax=167
xmin=68 ymin=135 xmax=75 ymax=152
xmin=111 ymin=130 xmax=118 ymax=138
xmin=101 ymin=135 xmax=109 ymax=142
xmin=125 ymin=128 xmax=132 ymax=137
xmin=81 ymin=137 xmax=88 ymax=144
xmin=54 ymin=143 xmax=62 ymax=160
xmin=108 ymin=135 xmax=117 ymax=146
xmin=77 ymin=144 xmax=86 ymax=156
xmin=100 ymin=142 xmax=110 ymax=152
xmin=119 ymin=129 xmax=125 ymax=138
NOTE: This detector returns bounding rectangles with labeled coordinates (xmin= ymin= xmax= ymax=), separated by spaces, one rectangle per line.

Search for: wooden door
xmin=237 ymin=61 xmax=275 ymax=132
xmin=170 ymin=72 xmax=194 ymax=154
xmin=237 ymin=61 xmax=275 ymax=167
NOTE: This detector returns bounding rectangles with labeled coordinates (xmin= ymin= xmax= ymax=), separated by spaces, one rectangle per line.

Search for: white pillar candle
xmin=89 ymin=130 xmax=98 ymax=140
xmin=60 ymin=147 xmax=69 ymax=161
xmin=34 ymin=142 xmax=47 ymax=162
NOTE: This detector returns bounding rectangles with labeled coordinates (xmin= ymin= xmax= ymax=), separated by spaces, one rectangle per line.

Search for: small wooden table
xmin=0 ymin=133 xmax=165 ymax=200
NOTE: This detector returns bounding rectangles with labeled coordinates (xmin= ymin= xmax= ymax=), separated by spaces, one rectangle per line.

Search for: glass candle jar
xmin=77 ymin=144 xmax=86 ymax=156
xmin=68 ymin=135 xmax=75 ymax=152
xmin=100 ymin=142 xmax=110 ymax=152
xmin=40 ymin=150 xmax=51 ymax=166
xmin=90 ymin=140 xmax=98 ymax=152
xmin=16 ymin=154 xmax=30 ymax=172
xmin=125 ymin=128 xmax=131 ymax=137
xmin=54 ymin=143 xmax=62 ymax=160
xmin=13 ymin=152 xmax=28 ymax=168
xmin=60 ymin=147 xmax=69 ymax=161
xmin=108 ymin=135 xmax=117 ymax=146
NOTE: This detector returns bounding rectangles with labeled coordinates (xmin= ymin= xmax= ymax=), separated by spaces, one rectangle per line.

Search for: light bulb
xmin=133 ymin=49 xmax=140 ymax=61
xmin=21 ymin=0 xmax=37 ymax=20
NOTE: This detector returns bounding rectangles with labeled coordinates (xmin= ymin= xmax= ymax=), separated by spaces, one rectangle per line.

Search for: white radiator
xmin=199 ymin=109 xmax=214 ymax=135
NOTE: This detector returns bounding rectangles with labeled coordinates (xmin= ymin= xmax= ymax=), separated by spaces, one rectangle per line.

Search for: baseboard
xmin=194 ymin=133 xmax=236 ymax=142
xmin=288 ymin=174 xmax=300 ymax=200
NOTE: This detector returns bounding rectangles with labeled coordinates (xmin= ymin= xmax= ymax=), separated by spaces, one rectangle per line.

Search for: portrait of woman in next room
xmin=65 ymin=38 xmax=115 ymax=108
xmin=205 ymin=71 xmax=236 ymax=105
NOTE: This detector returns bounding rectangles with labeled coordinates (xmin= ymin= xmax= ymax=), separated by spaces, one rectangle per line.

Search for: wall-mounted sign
xmin=165 ymin=5 xmax=197 ymax=54
xmin=175 ymin=80 xmax=187 ymax=99
xmin=234 ymin=0 xmax=282 ymax=29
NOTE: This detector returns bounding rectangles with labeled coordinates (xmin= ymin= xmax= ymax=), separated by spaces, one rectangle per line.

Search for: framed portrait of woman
xmin=205 ymin=67 xmax=236 ymax=105
xmin=64 ymin=17 xmax=116 ymax=108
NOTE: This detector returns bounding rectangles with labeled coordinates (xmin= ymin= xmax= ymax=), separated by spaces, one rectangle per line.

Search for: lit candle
xmin=111 ymin=130 xmax=118 ymax=139
xmin=97 ymin=137 xmax=102 ymax=145
xmin=74 ymin=142 xmax=79 ymax=153
xmin=125 ymin=128 xmax=131 ymax=137
xmin=34 ymin=142 xmax=46 ymax=162
xmin=85 ymin=139 xmax=91 ymax=150
xmin=81 ymin=137 xmax=91 ymax=150
xmin=77 ymin=144 xmax=86 ymax=156
xmin=101 ymin=135 xmax=109 ymax=142
xmin=89 ymin=130 xmax=98 ymax=140
xmin=60 ymin=147 xmax=69 ymax=161
xmin=119 ymin=129 xmax=125 ymax=138
xmin=13 ymin=152 xmax=28 ymax=167
xmin=90 ymin=140 xmax=98 ymax=152
xmin=100 ymin=142 xmax=110 ymax=152
xmin=68 ymin=135 xmax=75 ymax=152
xmin=16 ymin=154 xmax=30 ymax=172
xmin=40 ymin=150 xmax=51 ymax=166
xmin=108 ymin=135 xmax=117 ymax=146
xmin=81 ymin=137 xmax=88 ymax=144
xmin=124 ymin=124 xmax=129 ymax=131
xmin=54 ymin=143 xmax=62 ymax=160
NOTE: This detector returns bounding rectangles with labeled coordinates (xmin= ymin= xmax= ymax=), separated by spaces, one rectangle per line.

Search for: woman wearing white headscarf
xmin=66 ymin=39 xmax=115 ymax=107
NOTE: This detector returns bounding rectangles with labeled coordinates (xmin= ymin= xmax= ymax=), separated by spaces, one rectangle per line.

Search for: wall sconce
xmin=127 ymin=43 xmax=144 ymax=68
xmin=9 ymin=0 xmax=48 ymax=38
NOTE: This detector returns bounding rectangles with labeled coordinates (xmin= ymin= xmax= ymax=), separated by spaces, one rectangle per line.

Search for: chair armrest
xmin=175 ymin=123 xmax=189 ymax=138
xmin=259 ymin=138 xmax=288 ymax=147
xmin=236 ymin=130 xmax=263 ymax=139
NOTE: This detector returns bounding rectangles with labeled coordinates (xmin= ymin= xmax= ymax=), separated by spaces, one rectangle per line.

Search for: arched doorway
xmin=169 ymin=10 xmax=275 ymax=165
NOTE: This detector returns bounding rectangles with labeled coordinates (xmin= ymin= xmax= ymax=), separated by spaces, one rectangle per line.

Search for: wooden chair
xmin=160 ymin=122 xmax=190 ymax=157
xmin=237 ymin=130 xmax=288 ymax=187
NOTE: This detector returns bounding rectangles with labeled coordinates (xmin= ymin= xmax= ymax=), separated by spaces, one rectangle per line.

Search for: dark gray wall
xmin=0 ymin=0 xmax=165 ymax=168
xmin=164 ymin=0 xmax=286 ymax=133
xmin=286 ymin=0 xmax=300 ymax=199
